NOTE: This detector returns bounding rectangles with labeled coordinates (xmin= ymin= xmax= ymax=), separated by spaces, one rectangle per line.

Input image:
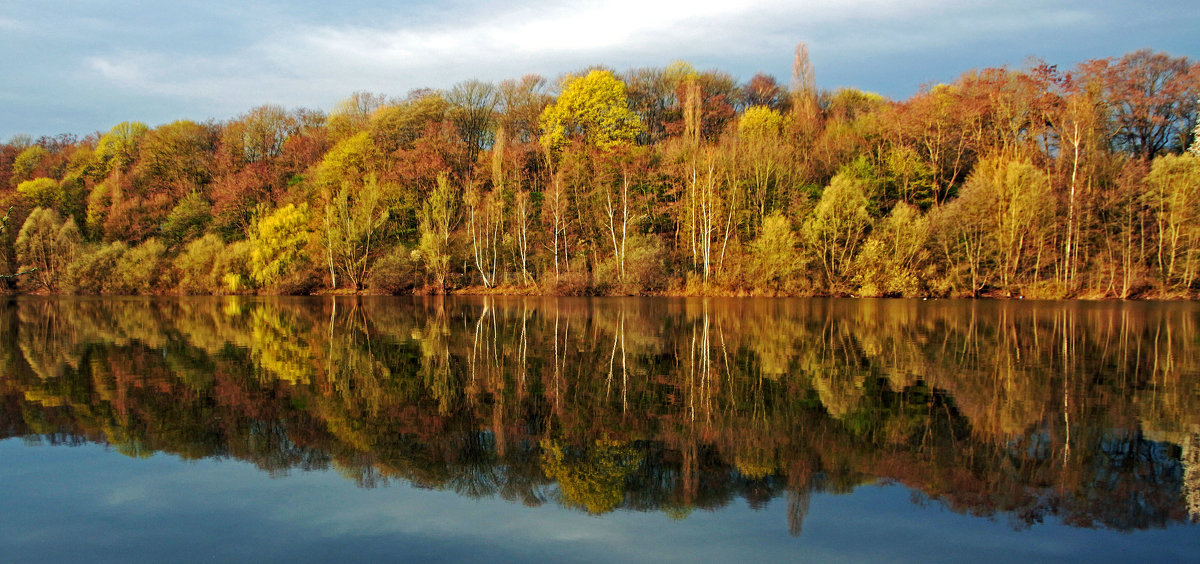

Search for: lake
xmin=1 ymin=296 xmax=1197 ymax=562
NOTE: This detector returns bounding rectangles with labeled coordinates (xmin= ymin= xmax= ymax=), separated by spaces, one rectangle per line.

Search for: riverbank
xmin=4 ymin=276 xmax=1196 ymax=300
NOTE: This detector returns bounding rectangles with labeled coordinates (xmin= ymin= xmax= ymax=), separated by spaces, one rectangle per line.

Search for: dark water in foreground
xmin=1 ymin=296 xmax=1198 ymax=562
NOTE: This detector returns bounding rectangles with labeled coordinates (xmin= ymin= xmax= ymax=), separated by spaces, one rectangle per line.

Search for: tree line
xmin=2 ymin=46 xmax=1198 ymax=297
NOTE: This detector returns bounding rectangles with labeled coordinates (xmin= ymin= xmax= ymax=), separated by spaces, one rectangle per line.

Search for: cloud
xmin=242 ymin=0 xmax=1101 ymax=91
xmin=62 ymin=0 xmax=1104 ymax=128
xmin=0 ymin=16 xmax=24 ymax=31
xmin=86 ymin=56 xmax=146 ymax=85
xmin=4 ymin=0 xmax=1197 ymax=138
xmin=282 ymin=0 xmax=760 ymax=70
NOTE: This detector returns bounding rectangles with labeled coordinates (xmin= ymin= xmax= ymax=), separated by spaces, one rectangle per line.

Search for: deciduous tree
xmin=15 ymin=207 xmax=80 ymax=291
xmin=1083 ymin=50 xmax=1199 ymax=159
xmin=322 ymin=177 xmax=391 ymax=291
xmin=417 ymin=172 xmax=458 ymax=289
xmin=1145 ymin=154 xmax=1200 ymax=288
xmin=540 ymin=70 xmax=644 ymax=154
xmin=94 ymin=121 xmax=148 ymax=177
xmin=251 ymin=203 xmax=312 ymax=291
xmin=804 ymin=174 xmax=871 ymax=292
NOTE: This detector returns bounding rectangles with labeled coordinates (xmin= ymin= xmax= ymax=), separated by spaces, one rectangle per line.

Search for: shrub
xmin=367 ymin=244 xmax=420 ymax=294
xmin=176 ymin=234 xmax=225 ymax=294
xmin=595 ymin=234 xmax=667 ymax=295
xmin=215 ymin=240 xmax=254 ymax=294
xmin=65 ymin=242 xmax=126 ymax=294
xmin=113 ymin=238 xmax=172 ymax=294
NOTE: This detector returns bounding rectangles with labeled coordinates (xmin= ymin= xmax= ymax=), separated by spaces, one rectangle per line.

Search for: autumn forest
xmin=2 ymin=46 xmax=1199 ymax=298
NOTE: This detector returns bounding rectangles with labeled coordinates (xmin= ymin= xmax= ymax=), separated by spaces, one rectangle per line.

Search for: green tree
xmin=112 ymin=238 xmax=171 ymax=294
xmin=326 ymin=91 xmax=388 ymax=142
xmin=368 ymin=92 xmax=450 ymax=156
xmin=85 ymin=180 xmax=115 ymax=240
xmin=0 ymin=206 xmax=33 ymax=281
xmin=987 ymin=159 xmax=1054 ymax=289
xmin=64 ymin=241 xmax=125 ymax=294
xmin=322 ymin=176 xmax=391 ymax=291
xmin=931 ymin=158 xmax=1054 ymax=295
xmin=132 ymin=120 xmax=214 ymax=197
xmin=175 ymin=234 xmax=227 ymax=293
xmin=162 ymin=192 xmax=213 ymax=247
xmin=540 ymin=439 xmax=642 ymax=515
xmin=217 ymin=239 xmax=255 ymax=293
xmin=10 ymin=145 xmax=49 ymax=185
xmin=751 ymin=212 xmax=800 ymax=289
xmin=880 ymin=145 xmax=936 ymax=209
xmin=315 ymin=131 xmax=378 ymax=192
xmin=737 ymin=106 xmax=789 ymax=224
xmin=739 ymin=105 xmax=784 ymax=138
xmin=366 ymin=244 xmax=420 ymax=294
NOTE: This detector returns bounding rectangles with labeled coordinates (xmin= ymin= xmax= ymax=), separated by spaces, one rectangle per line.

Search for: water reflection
xmin=2 ymin=296 xmax=1198 ymax=533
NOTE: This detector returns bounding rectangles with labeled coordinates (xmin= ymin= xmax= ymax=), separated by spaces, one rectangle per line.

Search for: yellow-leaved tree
xmin=94 ymin=121 xmax=149 ymax=177
xmin=250 ymin=203 xmax=312 ymax=292
xmin=738 ymin=105 xmax=788 ymax=227
xmin=16 ymin=178 xmax=60 ymax=209
xmin=1146 ymin=154 xmax=1200 ymax=289
xmin=539 ymin=70 xmax=644 ymax=154
xmin=417 ymin=172 xmax=458 ymax=290
xmin=804 ymin=174 xmax=872 ymax=293
xmin=15 ymin=208 xmax=81 ymax=292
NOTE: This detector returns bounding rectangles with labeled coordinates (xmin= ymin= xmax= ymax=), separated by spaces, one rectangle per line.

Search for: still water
xmin=1 ymin=296 xmax=1197 ymax=562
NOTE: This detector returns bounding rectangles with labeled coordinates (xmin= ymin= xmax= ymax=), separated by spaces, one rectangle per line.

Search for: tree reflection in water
xmin=1 ymin=296 xmax=1198 ymax=533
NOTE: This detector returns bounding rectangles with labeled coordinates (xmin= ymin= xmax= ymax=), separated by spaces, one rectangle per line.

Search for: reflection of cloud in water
xmin=104 ymin=485 xmax=152 ymax=506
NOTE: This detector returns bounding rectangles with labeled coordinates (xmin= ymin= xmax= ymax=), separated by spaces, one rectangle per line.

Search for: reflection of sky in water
xmin=1 ymin=439 xmax=1194 ymax=563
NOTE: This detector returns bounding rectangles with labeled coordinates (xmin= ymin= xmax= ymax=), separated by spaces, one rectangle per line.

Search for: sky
xmin=1 ymin=0 xmax=1197 ymax=140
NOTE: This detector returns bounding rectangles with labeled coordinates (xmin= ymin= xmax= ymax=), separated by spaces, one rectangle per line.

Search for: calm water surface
xmin=1 ymin=296 xmax=1197 ymax=562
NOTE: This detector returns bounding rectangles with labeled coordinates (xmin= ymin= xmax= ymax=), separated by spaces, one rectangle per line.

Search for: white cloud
xmin=86 ymin=56 xmax=146 ymax=85
xmin=68 ymin=0 xmax=1112 ymax=106
xmin=249 ymin=0 xmax=1097 ymax=87
xmin=287 ymin=0 xmax=759 ymax=69
xmin=6 ymin=0 xmax=1195 ymax=138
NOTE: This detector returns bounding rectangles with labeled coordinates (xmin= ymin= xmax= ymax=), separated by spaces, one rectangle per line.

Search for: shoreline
xmin=5 ymin=285 xmax=1196 ymax=301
